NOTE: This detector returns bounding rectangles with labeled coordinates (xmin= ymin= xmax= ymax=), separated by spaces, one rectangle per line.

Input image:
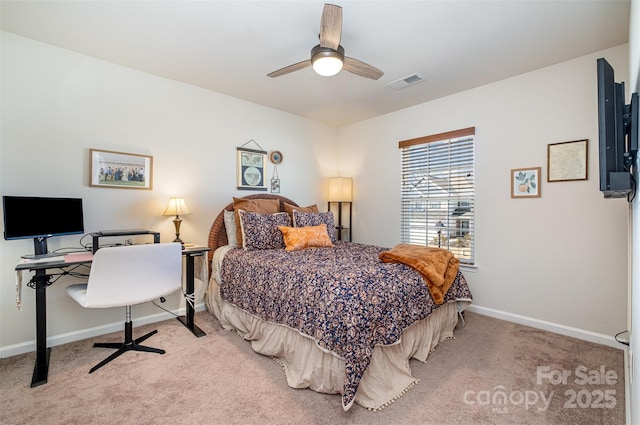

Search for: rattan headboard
xmin=206 ymin=194 xmax=298 ymax=267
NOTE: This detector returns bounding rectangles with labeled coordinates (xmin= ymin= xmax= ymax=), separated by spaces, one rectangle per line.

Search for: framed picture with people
xmin=90 ymin=149 xmax=153 ymax=190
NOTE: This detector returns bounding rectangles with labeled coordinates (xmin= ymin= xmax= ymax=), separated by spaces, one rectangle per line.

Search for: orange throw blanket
xmin=379 ymin=244 xmax=459 ymax=304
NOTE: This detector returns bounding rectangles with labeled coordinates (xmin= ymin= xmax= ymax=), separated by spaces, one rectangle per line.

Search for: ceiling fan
xmin=267 ymin=3 xmax=383 ymax=80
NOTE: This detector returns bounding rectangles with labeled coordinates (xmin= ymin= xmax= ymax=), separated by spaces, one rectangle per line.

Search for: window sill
xmin=460 ymin=264 xmax=478 ymax=273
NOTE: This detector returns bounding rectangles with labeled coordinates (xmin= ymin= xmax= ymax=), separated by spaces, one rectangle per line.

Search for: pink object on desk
xmin=64 ymin=252 xmax=94 ymax=263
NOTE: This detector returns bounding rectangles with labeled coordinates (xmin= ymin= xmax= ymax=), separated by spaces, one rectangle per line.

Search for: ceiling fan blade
xmin=267 ymin=59 xmax=311 ymax=78
xmin=319 ymin=4 xmax=342 ymax=50
xmin=343 ymin=57 xmax=384 ymax=80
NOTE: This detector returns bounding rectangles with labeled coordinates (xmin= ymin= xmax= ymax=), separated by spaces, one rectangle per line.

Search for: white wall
xmin=0 ymin=32 xmax=339 ymax=355
xmin=627 ymin=0 xmax=639 ymax=423
xmin=339 ymin=45 xmax=630 ymax=343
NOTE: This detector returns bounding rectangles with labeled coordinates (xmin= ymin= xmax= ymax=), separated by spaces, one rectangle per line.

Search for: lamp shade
xmin=328 ymin=177 xmax=353 ymax=202
xmin=312 ymin=56 xmax=343 ymax=76
xmin=162 ymin=197 xmax=191 ymax=216
xmin=311 ymin=45 xmax=344 ymax=77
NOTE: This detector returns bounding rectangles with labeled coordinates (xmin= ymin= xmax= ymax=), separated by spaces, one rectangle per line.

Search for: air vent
xmin=387 ymin=73 xmax=424 ymax=90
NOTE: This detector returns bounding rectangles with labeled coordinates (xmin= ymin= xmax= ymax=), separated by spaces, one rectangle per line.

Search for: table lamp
xmin=162 ymin=197 xmax=191 ymax=244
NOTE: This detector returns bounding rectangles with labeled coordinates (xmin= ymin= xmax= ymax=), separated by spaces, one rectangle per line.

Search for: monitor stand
xmin=21 ymin=237 xmax=55 ymax=259
xmin=34 ymin=236 xmax=48 ymax=256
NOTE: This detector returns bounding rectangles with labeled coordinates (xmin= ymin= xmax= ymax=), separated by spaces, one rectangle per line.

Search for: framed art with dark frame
xmin=547 ymin=139 xmax=588 ymax=182
xmin=511 ymin=167 xmax=541 ymax=198
xmin=90 ymin=149 xmax=153 ymax=189
xmin=237 ymin=147 xmax=267 ymax=191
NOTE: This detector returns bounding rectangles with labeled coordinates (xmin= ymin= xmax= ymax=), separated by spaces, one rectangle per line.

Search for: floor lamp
xmin=328 ymin=177 xmax=352 ymax=242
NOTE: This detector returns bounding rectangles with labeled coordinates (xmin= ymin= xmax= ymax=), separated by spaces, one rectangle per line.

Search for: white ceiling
xmin=0 ymin=0 xmax=631 ymax=127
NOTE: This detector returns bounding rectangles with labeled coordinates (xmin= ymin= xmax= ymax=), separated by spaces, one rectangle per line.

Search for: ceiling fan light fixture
xmin=311 ymin=45 xmax=344 ymax=77
xmin=313 ymin=56 xmax=343 ymax=76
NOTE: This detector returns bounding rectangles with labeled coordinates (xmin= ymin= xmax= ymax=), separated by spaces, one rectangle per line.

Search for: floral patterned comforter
xmin=219 ymin=242 xmax=472 ymax=409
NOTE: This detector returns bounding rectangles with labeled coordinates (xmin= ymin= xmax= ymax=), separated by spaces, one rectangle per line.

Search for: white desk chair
xmin=66 ymin=243 xmax=182 ymax=373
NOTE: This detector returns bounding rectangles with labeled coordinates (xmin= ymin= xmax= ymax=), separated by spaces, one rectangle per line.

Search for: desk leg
xmin=31 ymin=271 xmax=51 ymax=387
xmin=177 ymin=253 xmax=206 ymax=337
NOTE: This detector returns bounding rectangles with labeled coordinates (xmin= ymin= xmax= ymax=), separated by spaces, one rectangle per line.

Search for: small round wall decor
xmin=269 ymin=151 xmax=283 ymax=165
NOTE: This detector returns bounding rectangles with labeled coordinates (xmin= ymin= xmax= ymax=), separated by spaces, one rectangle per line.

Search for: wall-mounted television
xmin=2 ymin=195 xmax=85 ymax=256
xmin=597 ymin=57 xmax=639 ymax=200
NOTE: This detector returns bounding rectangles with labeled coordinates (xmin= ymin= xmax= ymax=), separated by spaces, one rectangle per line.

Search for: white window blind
xmin=399 ymin=127 xmax=475 ymax=265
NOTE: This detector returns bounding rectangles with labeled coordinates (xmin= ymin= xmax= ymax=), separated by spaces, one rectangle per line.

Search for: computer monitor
xmin=3 ymin=195 xmax=85 ymax=255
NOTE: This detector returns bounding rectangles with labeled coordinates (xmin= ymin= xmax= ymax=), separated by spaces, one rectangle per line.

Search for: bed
xmin=205 ymin=194 xmax=472 ymax=411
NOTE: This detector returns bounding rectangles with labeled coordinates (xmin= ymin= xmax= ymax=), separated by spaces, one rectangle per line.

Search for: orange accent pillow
xmin=233 ymin=197 xmax=280 ymax=247
xmin=282 ymin=202 xmax=319 ymax=221
xmin=278 ymin=224 xmax=334 ymax=251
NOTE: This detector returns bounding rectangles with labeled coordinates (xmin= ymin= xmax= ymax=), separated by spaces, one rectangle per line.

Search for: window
xmin=399 ymin=127 xmax=475 ymax=265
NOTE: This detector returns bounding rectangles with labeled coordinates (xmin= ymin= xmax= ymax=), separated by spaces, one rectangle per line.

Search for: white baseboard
xmin=467 ymin=304 xmax=625 ymax=350
xmin=0 ymin=302 xmax=208 ymax=359
xmin=624 ymin=347 xmax=631 ymax=425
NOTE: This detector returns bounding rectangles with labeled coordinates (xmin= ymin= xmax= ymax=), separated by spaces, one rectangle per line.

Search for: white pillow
xmin=223 ymin=210 xmax=238 ymax=247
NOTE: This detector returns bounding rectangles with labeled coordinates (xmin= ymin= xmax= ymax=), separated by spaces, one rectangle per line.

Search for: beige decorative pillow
xmin=233 ymin=197 xmax=280 ymax=247
xmin=282 ymin=202 xmax=319 ymax=221
xmin=223 ymin=210 xmax=238 ymax=247
xmin=278 ymin=224 xmax=334 ymax=251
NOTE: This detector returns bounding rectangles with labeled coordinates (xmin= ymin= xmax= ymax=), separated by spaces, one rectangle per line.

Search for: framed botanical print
xmin=237 ymin=147 xmax=267 ymax=191
xmin=511 ymin=167 xmax=541 ymax=198
xmin=270 ymin=178 xmax=281 ymax=193
xmin=270 ymin=165 xmax=280 ymax=193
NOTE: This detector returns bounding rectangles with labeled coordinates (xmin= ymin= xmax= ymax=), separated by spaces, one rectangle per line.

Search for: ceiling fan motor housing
xmin=311 ymin=44 xmax=345 ymax=64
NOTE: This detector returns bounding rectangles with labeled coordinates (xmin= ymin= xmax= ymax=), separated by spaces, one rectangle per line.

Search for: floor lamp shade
xmin=328 ymin=177 xmax=353 ymax=202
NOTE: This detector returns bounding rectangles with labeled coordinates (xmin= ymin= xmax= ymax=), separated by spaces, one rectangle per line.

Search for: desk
xmin=15 ymin=245 xmax=210 ymax=387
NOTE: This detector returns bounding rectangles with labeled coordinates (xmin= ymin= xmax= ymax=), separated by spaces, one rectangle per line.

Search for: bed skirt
xmin=205 ymin=276 xmax=470 ymax=411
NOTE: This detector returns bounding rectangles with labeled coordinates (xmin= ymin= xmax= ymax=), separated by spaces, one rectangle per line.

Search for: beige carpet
xmin=0 ymin=311 xmax=625 ymax=425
